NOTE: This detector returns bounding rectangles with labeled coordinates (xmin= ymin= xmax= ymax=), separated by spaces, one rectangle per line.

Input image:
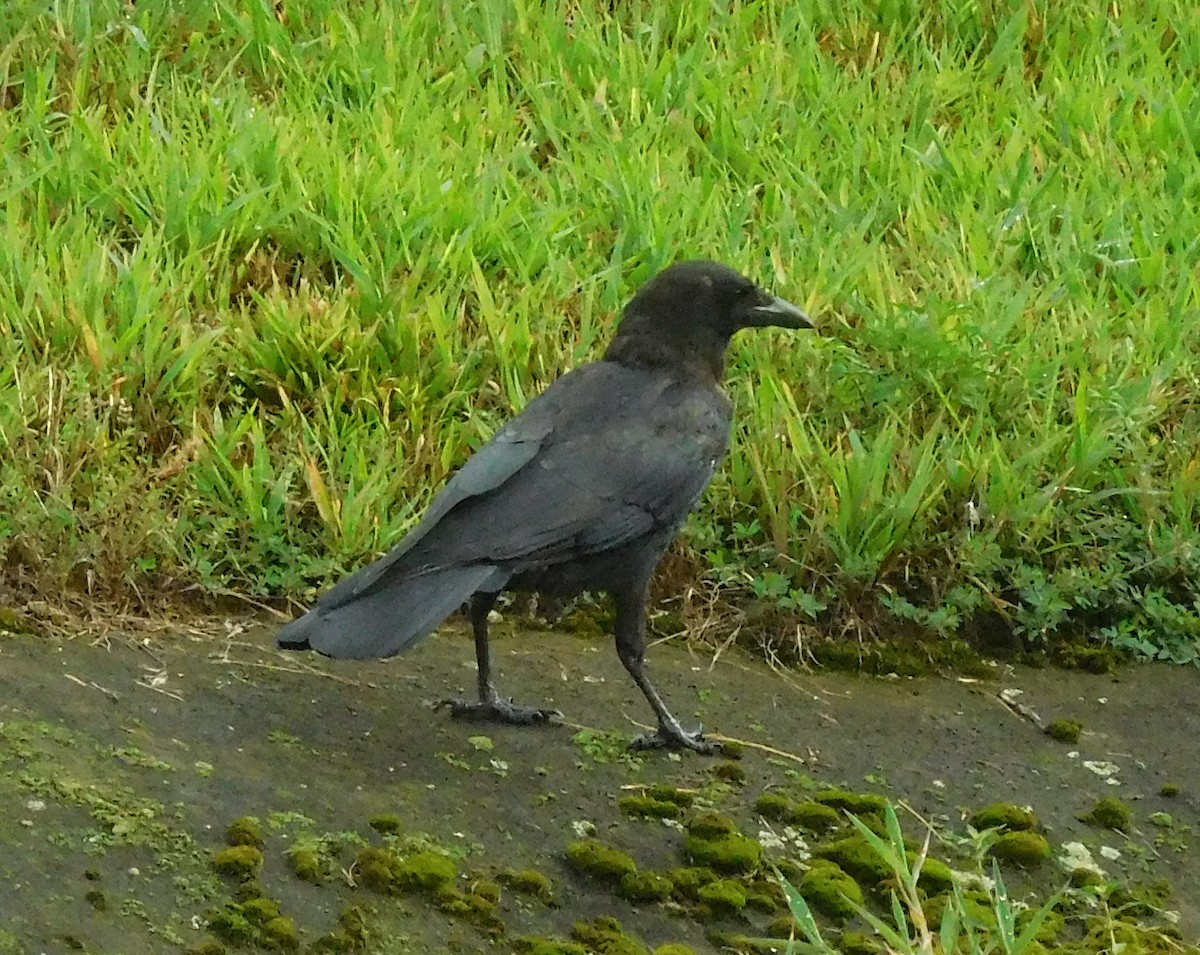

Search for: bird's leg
xmin=436 ymin=592 xmax=562 ymax=726
xmin=614 ymin=588 xmax=718 ymax=755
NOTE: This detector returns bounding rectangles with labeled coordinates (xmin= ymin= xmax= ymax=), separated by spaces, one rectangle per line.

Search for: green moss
xmin=513 ymin=939 xmax=589 ymax=955
xmin=668 ymin=866 xmax=719 ymax=901
xmin=800 ymin=862 xmax=864 ymax=921
xmin=1109 ymin=878 xmax=1172 ymax=917
xmin=435 ymin=888 xmax=504 ymax=932
xmin=470 ymin=879 xmax=502 ymax=904
xmin=618 ymin=870 xmax=675 ymax=902
xmin=685 ymin=832 xmax=762 ymax=875
xmin=207 ymin=904 xmax=256 ymax=945
xmin=328 ymin=905 xmax=367 ymax=950
xmin=1044 ymin=719 xmax=1083 ymax=743
xmin=309 ymin=933 xmax=359 ymax=954
xmin=767 ymin=915 xmax=799 ymax=938
xmin=570 ymin=916 xmax=649 ymax=955
xmin=1159 ymin=782 xmax=1181 ymax=798
xmin=235 ymin=878 xmax=267 ymax=901
xmin=745 ymin=878 xmax=787 ymax=913
xmin=712 ymin=762 xmax=746 ymax=784
xmin=286 ymin=843 xmax=325 ymax=884
xmin=969 ymin=802 xmax=1038 ymax=832
xmin=1069 ymin=867 xmax=1104 ymax=888
xmin=812 ymin=789 xmax=888 ymax=815
xmin=647 ymin=784 xmax=695 ymax=808
xmin=1082 ymin=916 xmax=1186 ymax=954
xmin=211 ymin=845 xmax=264 ymax=880
xmin=685 ymin=812 xmax=738 ymax=838
xmin=184 ymin=943 xmax=227 ymax=955
xmin=775 ymin=858 xmax=806 ymax=883
xmin=754 ymin=792 xmax=793 ymax=821
xmin=368 ymin=814 xmax=403 ymax=835
xmin=653 ymin=946 xmax=698 ymax=955
xmin=924 ymin=890 xmax=995 ymax=929
xmin=915 ymin=856 xmax=956 ymax=893
xmin=719 ymin=740 xmax=745 ymax=759
xmin=619 ymin=795 xmax=684 ymax=819
xmin=395 ymin=851 xmax=457 ymax=893
xmin=262 ymin=916 xmax=300 ymax=952
xmin=498 ymin=867 xmax=553 ymax=901
xmin=84 ymin=889 xmax=106 ymax=911
xmin=355 ymin=846 xmax=398 ymax=893
xmin=1017 ymin=908 xmax=1065 ymax=944
xmin=240 ymin=897 xmax=281 ymax=923
xmin=753 ymin=796 xmax=840 ymax=830
xmin=814 ymin=835 xmax=893 ymax=885
xmin=837 ymin=930 xmax=882 ymax=955
xmin=1054 ymin=644 xmax=1125 ymax=674
xmin=566 ymin=837 xmax=638 ymax=882
xmin=697 ymin=879 xmax=747 ymax=915
xmin=988 ymin=831 xmax=1051 ymax=867
xmin=226 ymin=816 xmax=265 ymax=849
xmin=1080 ymin=797 xmax=1132 ymax=830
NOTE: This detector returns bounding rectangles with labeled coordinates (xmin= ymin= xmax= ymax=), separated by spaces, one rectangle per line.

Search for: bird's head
xmin=622 ymin=260 xmax=811 ymax=337
xmin=607 ymin=260 xmax=812 ymax=378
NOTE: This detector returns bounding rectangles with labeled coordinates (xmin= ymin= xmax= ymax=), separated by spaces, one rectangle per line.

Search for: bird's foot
xmin=629 ymin=723 xmax=720 ymax=755
xmin=436 ymin=696 xmax=563 ymax=726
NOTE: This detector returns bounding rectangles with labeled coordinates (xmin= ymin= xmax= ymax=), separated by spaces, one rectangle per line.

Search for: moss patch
xmin=566 ymin=838 xmax=638 ymax=882
xmin=286 ymin=842 xmax=325 ymax=884
xmin=647 ymin=784 xmax=695 ymax=809
xmin=970 ymin=802 xmax=1038 ymax=833
xmin=697 ymin=878 xmax=748 ymax=916
xmin=685 ymin=812 xmax=738 ymax=838
xmin=1044 ymin=718 xmax=1083 ymax=743
xmin=497 ymin=867 xmax=553 ymax=902
xmin=618 ymin=870 xmax=674 ymax=902
xmin=685 ymin=831 xmax=762 ymax=875
xmin=813 ymin=835 xmax=893 ymax=885
xmin=812 ymin=789 xmax=889 ymax=815
xmin=754 ymin=793 xmax=841 ymax=833
xmin=570 ymin=916 xmax=649 ymax=955
xmin=800 ymin=862 xmax=864 ymax=921
xmin=394 ymin=851 xmax=457 ymax=893
xmin=988 ymin=831 xmax=1051 ymax=867
xmin=619 ymin=795 xmax=685 ymax=819
xmin=226 ymin=816 xmax=265 ymax=849
xmin=668 ymin=866 xmax=719 ymax=901
xmin=368 ymin=814 xmax=403 ymax=835
xmin=1080 ymin=797 xmax=1132 ymax=830
xmin=261 ymin=916 xmax=300 ymax=951
xmin=211 ymin=845 xmax=264 ymax=880
xmin=513 ymin=939 xmax=589 ymax=955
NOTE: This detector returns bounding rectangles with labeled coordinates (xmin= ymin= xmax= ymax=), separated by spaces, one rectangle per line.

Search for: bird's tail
xmin=277 ymin=564 xmax=503 ymax=660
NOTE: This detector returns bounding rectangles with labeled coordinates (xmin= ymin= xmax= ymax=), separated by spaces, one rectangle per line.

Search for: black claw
xmin=435 ymin=697 xmax=563 ymax=726
xmin=629 ymin=726 xmax=719 ymax=755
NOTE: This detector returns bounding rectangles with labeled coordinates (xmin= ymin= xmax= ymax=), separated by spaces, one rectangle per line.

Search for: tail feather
xmin=277 ymin=564 xmax=503 ymax=660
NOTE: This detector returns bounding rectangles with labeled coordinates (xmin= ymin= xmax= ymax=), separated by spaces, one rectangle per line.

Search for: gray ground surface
xmin=1 ymin=620 xmax=1197 ymax=953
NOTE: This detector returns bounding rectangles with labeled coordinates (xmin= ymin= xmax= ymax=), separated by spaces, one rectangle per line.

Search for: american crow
xmin=278 ymin=260 xmax=812 ymax=752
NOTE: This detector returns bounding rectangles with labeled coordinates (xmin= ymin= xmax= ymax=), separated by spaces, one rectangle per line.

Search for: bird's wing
xmin=412 ymin=363 xmax=730 ymax=567
xmin=321 ymin=362 xmax=728 ymax=607
xmin=315 ymin=382 xmax=559 ymax=609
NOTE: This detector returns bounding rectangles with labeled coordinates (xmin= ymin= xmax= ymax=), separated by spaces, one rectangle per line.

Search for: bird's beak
xmin=741 ymin=291 xmax=813 ymax=330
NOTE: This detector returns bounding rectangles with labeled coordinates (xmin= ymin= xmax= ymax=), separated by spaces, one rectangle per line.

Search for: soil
xmin=1 ymin=620 xmax=1197 ymax=953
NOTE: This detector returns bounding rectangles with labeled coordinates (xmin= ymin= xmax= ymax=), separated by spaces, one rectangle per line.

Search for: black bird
xmin=278 ymin=260 xmax=812 ymax=752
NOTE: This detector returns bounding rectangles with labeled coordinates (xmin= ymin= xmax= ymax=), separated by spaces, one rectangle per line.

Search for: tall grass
xmin=0 ymin=0 xmax=1197 ymax=659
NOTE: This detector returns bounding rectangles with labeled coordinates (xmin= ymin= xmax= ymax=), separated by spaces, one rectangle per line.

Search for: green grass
xmin=0 ymin=0 xmax=1197 ymax=661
